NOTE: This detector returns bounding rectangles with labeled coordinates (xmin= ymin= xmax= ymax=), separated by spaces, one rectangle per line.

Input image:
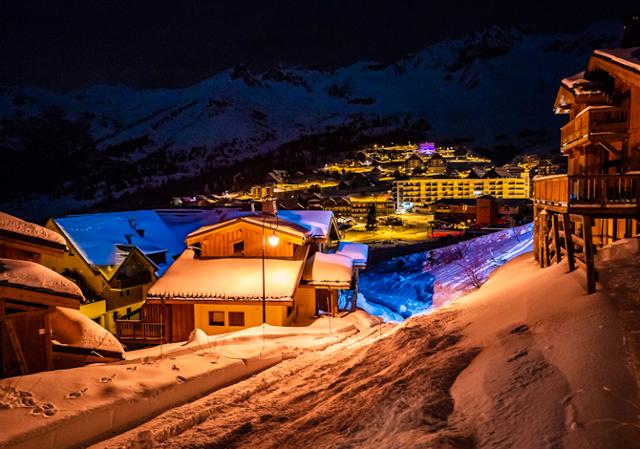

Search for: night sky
xmin=2 ymin=0 xmax=637 ymax=90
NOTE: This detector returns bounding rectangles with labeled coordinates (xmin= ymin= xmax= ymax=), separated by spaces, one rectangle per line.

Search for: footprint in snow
xmin=99 ymin=375 xmax=116 ymax=383
xmin=65 ymin=387 xmax=88 ymax=400
xmin=510 ymin=324 xmax=529 ymax=334
xmin=176 ymin=375 xmax=187 ymax=384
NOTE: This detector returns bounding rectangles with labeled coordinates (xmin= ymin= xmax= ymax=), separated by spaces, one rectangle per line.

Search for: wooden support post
xmin=44 ymin=311 xmax=53 ymax=370
xmin=562 ymin=214 xmax=576 ymax=272
xmin=582 ymin=215 xmax=596 ymax=294
xmin=4 ymin=319 xmax=29 ymax=375
xmin=552 ymin=214 xmax=562 ymax=264
xmin=351 ymin=269 xmax=359 ymax=313
xmin=541 ymin=212 xmax=550 ymax=267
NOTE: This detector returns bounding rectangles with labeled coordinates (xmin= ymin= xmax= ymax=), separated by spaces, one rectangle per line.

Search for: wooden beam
xmin=3 ymin=320 xmax=29 ymax=375
xmin=562 ymin=213 xmax=576 ymax=272
xmin=582 ymin=215 xmax=596 ymax=294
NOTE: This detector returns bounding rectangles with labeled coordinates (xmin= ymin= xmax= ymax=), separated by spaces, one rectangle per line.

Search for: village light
xmin=268 ymin=233 xmax=279 ymax=247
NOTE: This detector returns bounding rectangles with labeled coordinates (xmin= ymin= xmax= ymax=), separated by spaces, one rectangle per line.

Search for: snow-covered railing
xmin=115 ymin=320 xmax=165 ymax=343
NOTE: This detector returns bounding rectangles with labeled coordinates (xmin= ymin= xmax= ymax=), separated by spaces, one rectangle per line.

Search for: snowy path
xmin=93 ymin=313 xmax=477 ymax=449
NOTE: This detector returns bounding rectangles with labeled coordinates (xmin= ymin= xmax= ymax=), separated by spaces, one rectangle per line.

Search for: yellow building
xmin=117 ymin=206 xmax=368 ymax=343
xmin=41 ymin=210 xmax=184 ymax=334
xmin=348 ymin=192 xmax=395 ymax=219
xmin=393 ymin=170 xmax=530 ymax=211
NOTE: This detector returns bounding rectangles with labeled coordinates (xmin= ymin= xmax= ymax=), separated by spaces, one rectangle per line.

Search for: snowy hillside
xmin=0 ymin=22 xmax=621 ymax=218
xmin=359 ymin=224 xmax=533 ymax=321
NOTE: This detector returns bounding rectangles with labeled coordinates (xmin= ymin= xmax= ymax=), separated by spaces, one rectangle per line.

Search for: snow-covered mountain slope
xmin=0 ymin=22 xmax=622 ymax=218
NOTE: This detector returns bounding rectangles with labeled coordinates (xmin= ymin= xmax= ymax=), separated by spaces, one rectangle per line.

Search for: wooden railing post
xmin=552 ymin=213 xmax=562 ymax=264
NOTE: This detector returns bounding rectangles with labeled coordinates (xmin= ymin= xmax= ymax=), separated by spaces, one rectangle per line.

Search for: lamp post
xmin=261 ymin=210 xmax=279 ymax=325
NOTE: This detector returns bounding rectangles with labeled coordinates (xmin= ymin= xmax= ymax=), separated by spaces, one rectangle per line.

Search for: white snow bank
xmin=0 ymin=211 xmax=66 ymax=248
xmin=51 ymin=307 xmax=124 ymax=354
xmin=0 ymin=311 xmax=378 ymax=449
xmin=448 ymin=249 xmax=640 ymax=449
xmin=0 ymin=258 xmax=83 ymax=300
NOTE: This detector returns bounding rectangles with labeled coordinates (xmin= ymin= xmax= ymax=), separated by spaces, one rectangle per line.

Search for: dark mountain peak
xmin=261 ymin=64 xmax=310 ymax=90
xmin=229 ymin=65 xmax=261 ymax=87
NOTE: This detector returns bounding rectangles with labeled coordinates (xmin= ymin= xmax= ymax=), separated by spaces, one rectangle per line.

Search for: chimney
xmin=261 ymin=198 xmax=278 ymax=215
xmin=621 ymin=11 xmax=640 ymax=48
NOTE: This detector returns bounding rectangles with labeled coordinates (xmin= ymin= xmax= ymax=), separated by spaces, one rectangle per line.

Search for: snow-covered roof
xmin=147 ymin=249 xmax=302 ymax=301
xmin=560 ymin=70 xmax=607 ymax=98
xmin=0 ymin=258 xmax=83 ymax=301
xmin=336 ymin=242 xmax=369 ymax=268
xmin=51 ymin=307 xmax=124 ymax=354
xmin=53 ymin=210 xmax=185 ymax=276
xmin=0 ymin=211 xmax=66 ymax=249
xmin=302 ymin=252 xmax=353 ymax=287
xmin=184 ymin=210 xmax=337 ymax=242
xmin=594 ymin=48 xmax=640 ymax=74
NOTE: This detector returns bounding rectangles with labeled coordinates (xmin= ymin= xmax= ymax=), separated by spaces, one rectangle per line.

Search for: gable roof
xmin=0 ymin=212 xmax=66 ymax=250
xmin=52 ymin=210 xmax=184 ymax=276
xmin=147 ymin=249 xmax=302 ymax=302
xmin=183 ymin=209 xmax=339 ymax=242
xmin=593 ymin=47 xmax=640 ymax=77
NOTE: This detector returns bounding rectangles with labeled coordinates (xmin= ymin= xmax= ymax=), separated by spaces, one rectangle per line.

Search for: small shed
xmin=0 ymin=258 xmax=82 ymax=377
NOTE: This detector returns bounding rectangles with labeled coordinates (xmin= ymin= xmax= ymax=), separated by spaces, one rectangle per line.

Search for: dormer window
xmin=233 ymin=240 xmax=244 ymax=256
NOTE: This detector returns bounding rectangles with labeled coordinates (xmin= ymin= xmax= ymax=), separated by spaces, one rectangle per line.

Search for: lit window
xmin=209 ymin=311 xmax=224 ymax=326
xmin=228 ymin=312 xmax=245 ymax=326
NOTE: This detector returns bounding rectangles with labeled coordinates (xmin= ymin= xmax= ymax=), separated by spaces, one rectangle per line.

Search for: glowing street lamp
xmin=268 ymin=233 xmax=279 ymax=247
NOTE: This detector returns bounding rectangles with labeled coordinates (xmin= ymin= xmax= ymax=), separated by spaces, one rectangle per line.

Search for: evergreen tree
xmin=365 ymin=204 xmax=378 ymax=231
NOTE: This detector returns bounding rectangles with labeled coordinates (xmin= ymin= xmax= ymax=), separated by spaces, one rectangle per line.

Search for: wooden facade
xmin=534 ymin=49 xmax=640 ymax=292
xmin=186 ymin=220 xmax=305 ymax=259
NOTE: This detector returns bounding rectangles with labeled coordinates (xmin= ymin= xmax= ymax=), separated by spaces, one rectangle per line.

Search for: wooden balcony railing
xmin=534 ymin=174 xmax=640 ymax=211
xmin=560 ymin=106 xmax=628 ymax=150
xmin=115 ymin=320 xmax=165 ymax=343
xmin=112 ymin=272 xmax=152 ymax=289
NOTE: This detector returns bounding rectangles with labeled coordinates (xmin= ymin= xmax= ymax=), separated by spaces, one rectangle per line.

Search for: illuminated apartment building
xmin=393 ymin=170 xmax=530 ymax=211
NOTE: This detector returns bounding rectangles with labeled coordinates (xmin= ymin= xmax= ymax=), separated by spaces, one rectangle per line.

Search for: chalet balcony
xmin=560 ymin=106 xmax=628 ymax=152
xmin=533 ymin=173 xmax=640 ymax=215
xmin=115 ymin=320 xmax=165 ymax=345
xmin=111 ymin=272 xmax=152 ymax=289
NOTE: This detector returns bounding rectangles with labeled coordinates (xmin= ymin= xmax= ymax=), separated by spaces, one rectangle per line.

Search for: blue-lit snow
xmin=358 ymin=224 xmax=533 ymax=321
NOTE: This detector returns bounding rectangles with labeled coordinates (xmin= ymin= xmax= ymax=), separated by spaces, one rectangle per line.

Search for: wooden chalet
xmin=0 ymin=212 xmax=84 ymax=377
xmin=533 ymin=46 xmax=640 ymax=292
xmin=116 ymin=204 xmax=368 ymax=344
xmin=42 ymin=210 xmax=184 ymax=334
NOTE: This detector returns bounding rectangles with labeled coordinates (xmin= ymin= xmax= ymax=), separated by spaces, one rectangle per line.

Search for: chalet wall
xmin=197 ymin=222 xmax=299 ymax=258
xmin=193 ymin=303 xmax=290 ymax=335
xmin=293 ymin=286 xmax=317 ymax=322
